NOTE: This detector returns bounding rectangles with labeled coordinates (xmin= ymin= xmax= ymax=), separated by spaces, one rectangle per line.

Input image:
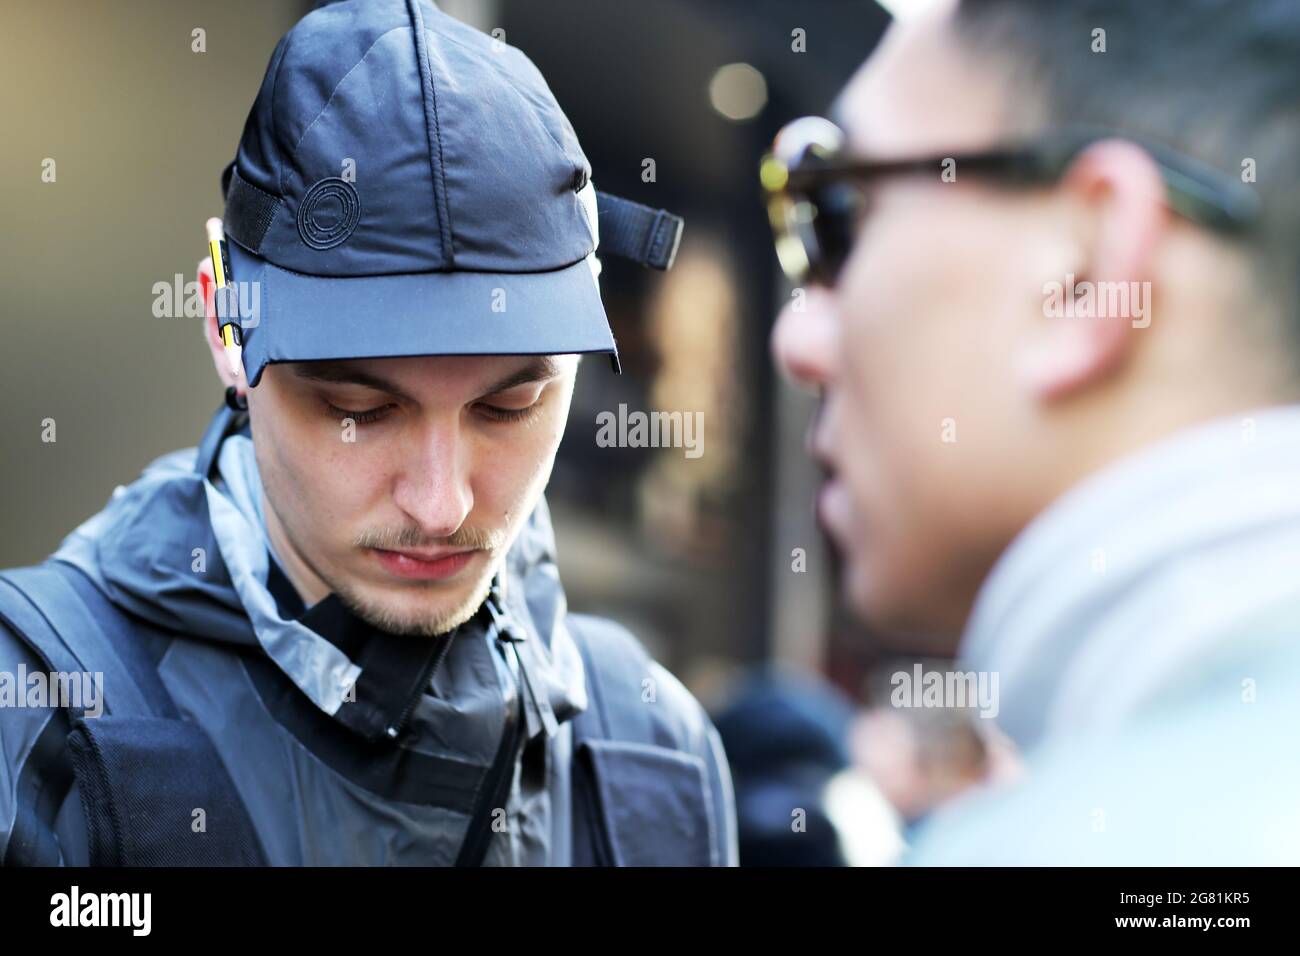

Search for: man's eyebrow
xmin=288 ymin=356 xmax=563 ymax=402
xmin=290 ymin=362 xmax=416 ymax=402
xmin=477 ymin=356 xmax=563 ymax=398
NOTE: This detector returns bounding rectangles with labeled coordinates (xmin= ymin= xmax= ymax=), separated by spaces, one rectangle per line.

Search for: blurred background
xmin=1 ymin=0 xmax=987 ymax=864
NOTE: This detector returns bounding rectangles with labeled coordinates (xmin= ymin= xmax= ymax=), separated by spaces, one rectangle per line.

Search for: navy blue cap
xmin=221 ymin=0 xmax=682 ymax=387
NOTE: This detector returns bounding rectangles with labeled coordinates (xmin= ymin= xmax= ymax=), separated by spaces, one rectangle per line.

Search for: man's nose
xmin=771 ymin=286 xmax=839 ymax=391
xmin=391 ymin=422 xmax=474 ymax=539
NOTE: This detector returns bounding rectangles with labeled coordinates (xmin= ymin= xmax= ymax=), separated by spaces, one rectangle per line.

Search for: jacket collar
xmin=264 ymin=556 xmax=460 ymax=742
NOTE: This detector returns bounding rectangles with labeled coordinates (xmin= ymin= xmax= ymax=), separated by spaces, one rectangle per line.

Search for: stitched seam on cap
xmin=255 ymin=256 xmax=590 ymax=280
xmin=408 ymin=2 xmax=456 ymax=264
xmin=422 ymin=34 xmax=456 ymax=262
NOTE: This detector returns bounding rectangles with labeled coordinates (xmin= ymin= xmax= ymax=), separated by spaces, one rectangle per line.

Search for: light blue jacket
xmin=909 ymin=406 xmax=1300 ymax=864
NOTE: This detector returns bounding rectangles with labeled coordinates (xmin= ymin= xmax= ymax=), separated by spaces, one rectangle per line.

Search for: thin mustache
xmin=354 ymin=526 xmax=504 ymax=552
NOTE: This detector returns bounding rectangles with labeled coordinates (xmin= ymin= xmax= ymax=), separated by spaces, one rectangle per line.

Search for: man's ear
xmin=198 ymin=249 xmax=242 ymax=394
xmin=1015 ymin=139 xmax=1168 ymax=402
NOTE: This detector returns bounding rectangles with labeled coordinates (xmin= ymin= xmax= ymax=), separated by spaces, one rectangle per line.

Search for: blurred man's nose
xmin=771 ymin=286 xmax=839 ymax=391
xmin=392 ymin=421 xmax=474 ymax=539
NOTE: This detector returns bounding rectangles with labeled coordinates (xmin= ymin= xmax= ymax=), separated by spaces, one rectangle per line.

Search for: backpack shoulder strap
xmin=566 ymin=613 xmax=722 ymax=866
xmin=567 ymin=612 xmax=657 ymax=747
xmin=0 ymin=560 xmax=266 ymax=865
xmin=0 ymin=561 xmax=176 ymax=719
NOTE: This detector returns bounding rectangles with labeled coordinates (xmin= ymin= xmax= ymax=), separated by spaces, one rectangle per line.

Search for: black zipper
xmin=384 ymin=625 xmax=458 ymax=741
xmin=454 ymin=660 xmax=523 ymax=866
xmin=454 ymin=590 xmax=526 ymax=866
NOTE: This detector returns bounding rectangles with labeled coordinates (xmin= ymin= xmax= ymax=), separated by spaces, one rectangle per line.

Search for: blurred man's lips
xmin=817 ymin=477 xmax=854 ymax=545
xmin=810 ymin=416 xmax=847 ymax=538
xmin=372 ymin=547 xmax=480 ymax=581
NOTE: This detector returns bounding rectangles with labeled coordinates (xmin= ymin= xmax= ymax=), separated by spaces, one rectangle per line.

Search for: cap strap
xmin=595 ymin=192 xmax=684 ymax=271
xmin=219 ymin=166 xmax=683 ymax=272
xmin=224 ymin=165 xmax=283 ymax=256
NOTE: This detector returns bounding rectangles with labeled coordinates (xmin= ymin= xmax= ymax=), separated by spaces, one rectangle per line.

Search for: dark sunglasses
xmin=760 ymin=115 xmax=1262 ymax=287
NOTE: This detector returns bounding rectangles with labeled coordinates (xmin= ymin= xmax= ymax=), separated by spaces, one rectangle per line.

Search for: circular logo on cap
xmin=296 ymin=178 xmax=361 ymax=250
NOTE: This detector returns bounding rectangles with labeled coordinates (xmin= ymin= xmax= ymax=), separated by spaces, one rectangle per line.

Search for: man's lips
xmin=817 ymin=476 xmax=854 ymax=542
xmin=371 ymin=547 xmax=480 ymax=581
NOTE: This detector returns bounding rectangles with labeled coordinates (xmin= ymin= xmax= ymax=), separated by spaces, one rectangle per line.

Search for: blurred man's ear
xmin=1014 ymin=139 xmax=1168 ymax=402
xmin=197 ymin=236 xmax=243 ymax=396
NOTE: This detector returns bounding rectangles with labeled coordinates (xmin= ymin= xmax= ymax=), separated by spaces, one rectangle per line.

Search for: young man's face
xmin=245 ymin=352 xmax=578 ymax=637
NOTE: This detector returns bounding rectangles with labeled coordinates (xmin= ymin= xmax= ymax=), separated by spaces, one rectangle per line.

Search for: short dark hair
xmin=953 ymin=0 xmax=1299 ymax=344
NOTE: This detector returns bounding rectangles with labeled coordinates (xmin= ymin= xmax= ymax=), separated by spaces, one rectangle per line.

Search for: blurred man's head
xmin=771 ymin=0 xmax=1300 ymax=648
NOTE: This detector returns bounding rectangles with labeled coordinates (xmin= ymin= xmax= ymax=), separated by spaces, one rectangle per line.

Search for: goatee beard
xmin=332 ymin=571 xmax=496 ymax=638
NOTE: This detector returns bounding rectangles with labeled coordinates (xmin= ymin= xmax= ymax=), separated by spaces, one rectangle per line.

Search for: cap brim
xmin=226 ymin=240 xmax=615 ymax=387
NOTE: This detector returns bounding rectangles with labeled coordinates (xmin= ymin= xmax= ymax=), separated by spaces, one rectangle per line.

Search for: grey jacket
xmin=908 ymin=406 xmax=1300 ymax=865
